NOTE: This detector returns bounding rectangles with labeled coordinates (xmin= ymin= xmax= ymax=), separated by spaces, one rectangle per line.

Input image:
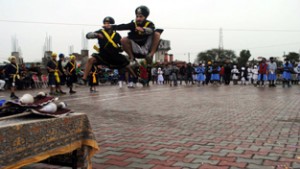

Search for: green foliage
xmin=196 ymin=48 xmax=237 ymax=63
xmin=284 ymin=52 xmax=300 ymax=63
xmin=237 ymin=50 xmax=251 ymax=67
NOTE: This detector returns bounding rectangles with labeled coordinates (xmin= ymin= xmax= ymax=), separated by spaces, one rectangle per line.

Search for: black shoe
xmin=10 ymin=94 xmax=19 ymax=100
xmin=69 ymin=90 xmax=76 ymax=94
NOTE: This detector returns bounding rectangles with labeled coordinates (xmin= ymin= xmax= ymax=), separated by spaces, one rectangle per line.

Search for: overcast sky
xmin=0 ymin=0 xmax=300 ymax=62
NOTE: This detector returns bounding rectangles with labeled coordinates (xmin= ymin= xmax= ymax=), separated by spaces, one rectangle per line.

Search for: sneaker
xmin=128 ymin=82 xmax=134 ymax=88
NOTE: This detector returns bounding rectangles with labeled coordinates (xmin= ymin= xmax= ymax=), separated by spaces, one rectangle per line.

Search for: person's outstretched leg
xmin=121 ymin=37 xmax=134 ymax=61
xmin=83 ymin=57 xmax=96 ymax=80
xmin=148 ymin=32 xmax=161 ymax=57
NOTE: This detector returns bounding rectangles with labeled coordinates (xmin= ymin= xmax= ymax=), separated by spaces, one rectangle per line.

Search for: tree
xmin=196 ymin=48 xmax=237 ymax=63
xmin=285 ymin=52 xmax=300 ymax=63
xmin=237 ymin=50 xmax=251 ymax=66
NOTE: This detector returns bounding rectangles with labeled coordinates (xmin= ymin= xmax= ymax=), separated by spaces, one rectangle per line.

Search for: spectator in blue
xmin=282 ymin=58 xmax=293 ymax=88
xmin=268 ymin=57 xmax=277 ymax=87
xmin=210 ymin=62 xmax=221 ymax=85
xmin=195 ymin=63 xmax=205 ymax=86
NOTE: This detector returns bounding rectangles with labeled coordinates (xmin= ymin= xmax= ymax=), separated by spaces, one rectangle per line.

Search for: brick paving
xmin=5 ymin=83 xmax=299 ymax=169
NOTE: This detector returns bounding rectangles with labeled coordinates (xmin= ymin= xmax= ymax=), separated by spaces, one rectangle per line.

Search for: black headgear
xmin=135 ymin=5 xmax=150 ymax=18
xmin=59 ymin=53 xmax=65 ymax=58
xmin=103 ymin=16 xmax=115 ymax=24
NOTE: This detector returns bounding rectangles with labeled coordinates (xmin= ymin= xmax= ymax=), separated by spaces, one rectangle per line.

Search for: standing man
xmin=224 ymin=62 xmax=231 ymax=85
xmin=268 ymin=57 xmax=277 ymax=87
xmin=205 ymin=61 xmax=212 ymax=85
xmin=185 ymin=62 xmax=194 ymax=85
xmin=282 ymin=58 xmax=293 ymax=88
xmin=64 ymin=55 xmax=77 ymax=94
xmin=179 ymin=65 xmax=186 ymax=85
xmin=151 ymin=66 xmax=157 ymax=84
xmin=257 ymin=58 xmax=268 ymax=87
xmin=47 ymin=53 xmax=66 ymax=95
xmin=169 ymin=62 xmax=179 ymax=87
xmin=58 ymin=53 xmax=66 ymax=86
xmin=5 ymin=56 xmax=20 ymax=99
xmin=109 ymin=5 xmax=163 ymax=64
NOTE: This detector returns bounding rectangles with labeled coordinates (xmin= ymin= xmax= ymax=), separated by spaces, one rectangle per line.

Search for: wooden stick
xmin=0 ymin=112 xmax=32 ymax=121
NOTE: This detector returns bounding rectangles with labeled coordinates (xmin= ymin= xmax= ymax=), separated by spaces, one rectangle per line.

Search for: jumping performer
xmin=107 ymin=5 xmax=163 ymax=65
xmin=83 ymin=16 xmax=135 ymax=81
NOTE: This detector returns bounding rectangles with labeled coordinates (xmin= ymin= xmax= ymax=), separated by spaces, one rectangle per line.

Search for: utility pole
xmin=188 ymin=52 xmax=190 ymax=63
xmin=218 ymin=27 xmax=223 ymax=61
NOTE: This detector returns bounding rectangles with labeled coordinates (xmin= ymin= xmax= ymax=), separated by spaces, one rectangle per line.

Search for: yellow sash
xmin=54 ymin=70 xmax=60 ymax=83
xmin=69 ymin=61 xmax=76 ymax=74
xmin=101 ymin=30 xmax=117 ymax=48
xmin=93 ymin=45 xmax=100 ymax=52
xmin=52 ymin=60 xmax=60 ymax=83
xmin=11 ymin=64 xmax=20 ymax=82
xmin=92 ymin=66 xmax=97 ymax=83
xmin=135 ymin=21 xmax=150 ymax=35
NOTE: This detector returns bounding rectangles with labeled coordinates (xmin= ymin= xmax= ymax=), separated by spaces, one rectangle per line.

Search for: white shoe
xmin=128 ymin=82 xmax=134 ymax=88
xmin=118 ymin=81 xmax=122 ymax=88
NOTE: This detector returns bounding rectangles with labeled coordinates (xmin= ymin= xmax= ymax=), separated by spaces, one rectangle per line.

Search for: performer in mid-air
xmin=106 ymin=5 xmax=163 ymax=65
xmin=83 ymin=16 xmax=136 ymax=82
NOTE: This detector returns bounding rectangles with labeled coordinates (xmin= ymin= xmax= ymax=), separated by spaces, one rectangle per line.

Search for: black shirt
xmin=64 ymin=61 xmax=77 ymax=76
xmin=5 ymin=63 xmax=21 ymax=78
xmin=94 ymin=29 xmax=122 ymax=55
xmin=114 ymin=20 xmax=155 ymax=46
xmin=47 ymin=60 xmax=58 ymax=74
xmin=58 ymin=59 xmax=65 ymax=76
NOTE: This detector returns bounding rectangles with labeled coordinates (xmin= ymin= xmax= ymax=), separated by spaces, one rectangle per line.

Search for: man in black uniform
xmin=5 ymin=56 xmax=21 ymax=99
xmin=107 ymin=5 xmax=163 ymax=65
xmin=205 ymin=61 xmax=213 ymax=85
xmin=47 ymin=53 xmax=66 ymax=95
xmin=224 ymin=61 xmax=232 ymax=85
xmin=83 ymin=16 xmax=135 ymax=81
xmin=58 ymin=53 xmax=66 ymax=85
xmin=64 ymin=55 xmax=77 ymax=94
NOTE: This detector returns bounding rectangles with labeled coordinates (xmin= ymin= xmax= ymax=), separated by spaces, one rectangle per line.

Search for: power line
xmin=245 ymin=42 xmax=300 ymax=50
xmin=0 ymin=19 xmax=100 ymax=27
xmin=1 ymin=19 xmax=300 ymax=33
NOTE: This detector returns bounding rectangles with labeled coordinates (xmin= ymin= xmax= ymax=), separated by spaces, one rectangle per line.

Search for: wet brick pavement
xmin=3 ymin=83 xmax=299 ymax=169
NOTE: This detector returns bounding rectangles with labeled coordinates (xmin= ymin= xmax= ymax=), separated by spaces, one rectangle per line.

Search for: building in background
xmin=11 ymin=35 xmax=23 ymax=65
xmin=155 ymin=39 xmax=171 ymax=63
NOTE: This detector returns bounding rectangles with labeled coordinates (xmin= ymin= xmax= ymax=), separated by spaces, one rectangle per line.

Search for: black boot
xmin=10 ymin=93 xmax=19 ymax=99
xmin=69 ymin=87 xmax=76 ymax=94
